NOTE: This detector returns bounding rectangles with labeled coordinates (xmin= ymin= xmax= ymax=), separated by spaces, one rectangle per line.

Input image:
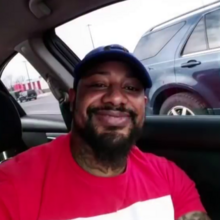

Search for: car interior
xmin=0 ymin=0 xmax=219 ymax=219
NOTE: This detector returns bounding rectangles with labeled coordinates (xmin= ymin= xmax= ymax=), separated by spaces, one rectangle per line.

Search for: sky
xmin=2 ymin=0 xmax=216 ymax=88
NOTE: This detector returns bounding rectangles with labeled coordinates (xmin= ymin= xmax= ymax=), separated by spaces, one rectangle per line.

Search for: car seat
xmin=0 ymin=91 xmax=26 ymax=163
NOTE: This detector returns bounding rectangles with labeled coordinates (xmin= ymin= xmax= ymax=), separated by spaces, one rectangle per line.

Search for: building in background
xmin=13 ymin=77 xmax=49 ymax=93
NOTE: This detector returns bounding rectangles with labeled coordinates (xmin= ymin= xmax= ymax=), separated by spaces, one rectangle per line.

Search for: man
xmin=0 ymin=45 xmax=210 ymax=220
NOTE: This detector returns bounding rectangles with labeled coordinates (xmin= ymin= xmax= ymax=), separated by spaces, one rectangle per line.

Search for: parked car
xmin=18 ymin=89 xmax=37 ymax=102
xmin=9 ymin=91 xmax=20 ymax=100
xmin=134 ymin=2 xmax=220 ymax=116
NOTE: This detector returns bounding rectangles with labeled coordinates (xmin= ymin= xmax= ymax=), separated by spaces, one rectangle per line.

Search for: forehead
xmin=85 ymin=61 xmax=135 ymax=78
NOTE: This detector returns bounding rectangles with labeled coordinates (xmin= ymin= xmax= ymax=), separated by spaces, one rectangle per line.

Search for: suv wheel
xmin=159 ymin=92 xmax=209 ymax=116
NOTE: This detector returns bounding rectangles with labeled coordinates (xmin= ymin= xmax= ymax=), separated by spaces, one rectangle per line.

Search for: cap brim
xmin=74 ymin=50 xmax=152 ymax=89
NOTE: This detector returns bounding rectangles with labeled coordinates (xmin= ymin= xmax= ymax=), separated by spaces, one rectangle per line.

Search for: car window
xmin=183 ymin=18 xmax=207 ymax=55
xmin=134 ymin=22 xmax=185 ymax=60
xmin=205 ymin=9 xmax=220 ymax=49
xmin=1 ymin=54 xmax=60 ymax=115
xmin=56 ymin=0 xmax=218 ymax=117
xmin=56 ymin=1 xmax=208 ymax=59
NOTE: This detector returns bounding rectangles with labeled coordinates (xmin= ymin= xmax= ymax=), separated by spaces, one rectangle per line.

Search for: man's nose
xmin=101 ymin=86 xmax=127 ymax=106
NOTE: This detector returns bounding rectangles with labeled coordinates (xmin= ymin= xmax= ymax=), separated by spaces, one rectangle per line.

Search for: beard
xmin=73 ymin=105 xmax=143 ymax=169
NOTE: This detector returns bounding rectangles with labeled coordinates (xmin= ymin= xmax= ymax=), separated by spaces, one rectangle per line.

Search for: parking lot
xmin=20 ymin=92 xmax=61 ymax=115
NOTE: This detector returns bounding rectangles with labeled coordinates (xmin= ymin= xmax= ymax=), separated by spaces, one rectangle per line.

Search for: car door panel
xmin=175 ymin=50 xmax=220 ymax=108
xmin=21 ymin=114 xmax=67 ymax=147
xmin=175 ymin=11 xmax=220 ymax=112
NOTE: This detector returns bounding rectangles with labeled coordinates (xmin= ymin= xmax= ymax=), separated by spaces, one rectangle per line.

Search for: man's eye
xmin=124 ymin=85 xmax=139 ymax=91
xmin=90 ymin=83 xmax=107 ymax=88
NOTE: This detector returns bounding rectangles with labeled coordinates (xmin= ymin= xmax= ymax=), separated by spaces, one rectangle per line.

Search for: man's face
xmin=70 ymin=61 xmax=147 ymax=165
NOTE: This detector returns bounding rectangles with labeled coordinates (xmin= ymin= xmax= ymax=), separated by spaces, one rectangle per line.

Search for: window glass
xmin=56 ymin=0 xmax=218 ymax=117
xmin=1 ymin=54 xmax=60 ymax=115
xmin=134 ymin=22 xmax=185 ymax=60
xmin=56 ymin=1 xmax=210 ymax=59
xmin=183 ymin=18 xmax=207 ymax=54
xmin=205 ymin=9 xmax=220 ymax=49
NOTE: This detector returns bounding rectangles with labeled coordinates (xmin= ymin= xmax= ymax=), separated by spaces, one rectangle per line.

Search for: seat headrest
xmin=0 ymin=91 xmax=22 ymax=151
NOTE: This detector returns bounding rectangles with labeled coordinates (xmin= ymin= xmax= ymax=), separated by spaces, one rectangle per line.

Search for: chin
xmin=97 ymin=126 xmax=131 ymax=136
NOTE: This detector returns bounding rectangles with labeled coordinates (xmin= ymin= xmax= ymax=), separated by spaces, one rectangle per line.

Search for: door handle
xmin=181 ymin=60 xmax=201 ymax=68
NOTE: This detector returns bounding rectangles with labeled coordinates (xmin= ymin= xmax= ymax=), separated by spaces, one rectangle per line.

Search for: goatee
xmin=73 ymin=105 xmax=143 ymax=169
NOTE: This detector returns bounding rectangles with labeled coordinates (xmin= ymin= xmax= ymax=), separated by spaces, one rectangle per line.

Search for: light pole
xmin=23 ymin=60 xmax=31 ymax=82
xmin=87 ymin=24 xmax=95 ymax=49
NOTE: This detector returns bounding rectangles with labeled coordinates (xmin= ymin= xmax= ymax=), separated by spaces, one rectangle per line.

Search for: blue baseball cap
xmin=73 ymin=44 xmax=152 ymax=89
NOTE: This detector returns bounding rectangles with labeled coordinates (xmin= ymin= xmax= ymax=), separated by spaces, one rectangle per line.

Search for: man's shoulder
xmin=131 ymin=147 xmax=170 ymax=165
xmin=131 ymin=147 xmax=179 ymax=175
xmin=0 ymin=134 xmax=70 ymax=179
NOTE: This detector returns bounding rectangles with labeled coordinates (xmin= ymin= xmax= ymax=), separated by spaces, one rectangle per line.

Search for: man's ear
xmin=69 ymin=89 xmax=76 ymax=102
xmin=69 ymin=89 xmax=76 ymax=111
xmin=144 ymin=96 xmax=148 ymax=105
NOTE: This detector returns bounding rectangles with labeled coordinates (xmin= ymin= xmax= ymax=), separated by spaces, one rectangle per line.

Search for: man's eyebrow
xmin=86 ymin=70 xmax=136 ymax=78
xmin=88 ymin=70 xmax=110 ymax=75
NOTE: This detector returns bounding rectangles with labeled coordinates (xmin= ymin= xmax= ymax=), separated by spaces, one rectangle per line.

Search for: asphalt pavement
xmin=20 ymin=93 xmax=61 ymax=115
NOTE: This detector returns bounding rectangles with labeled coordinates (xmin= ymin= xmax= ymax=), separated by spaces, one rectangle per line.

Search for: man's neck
xmin=70 ymin=133 xmax=126 ymax=177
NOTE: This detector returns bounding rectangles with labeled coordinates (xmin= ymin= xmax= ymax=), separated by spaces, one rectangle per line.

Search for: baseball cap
xmin=73 ymin=44 xmax=152 ymax=89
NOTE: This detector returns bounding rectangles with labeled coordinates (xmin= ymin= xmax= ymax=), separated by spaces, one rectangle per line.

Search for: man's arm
xmin=165 ymin=160 xmax=209 ymax=219
xmin=177 ymin=211 xmax=211 ymax=220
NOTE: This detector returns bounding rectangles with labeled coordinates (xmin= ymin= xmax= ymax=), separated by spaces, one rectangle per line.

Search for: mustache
xmin=87 ymin=105 xmax=137 ymax=120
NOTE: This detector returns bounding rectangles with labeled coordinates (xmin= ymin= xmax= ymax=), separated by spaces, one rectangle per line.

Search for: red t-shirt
xmin=0 ymin=134 xmax=205 ymax=220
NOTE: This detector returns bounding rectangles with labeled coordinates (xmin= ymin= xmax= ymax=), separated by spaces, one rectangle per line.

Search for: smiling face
xmin=70 ymin=61 xmax=147 ymax=165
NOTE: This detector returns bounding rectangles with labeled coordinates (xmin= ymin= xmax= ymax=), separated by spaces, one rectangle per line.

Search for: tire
xmin=159 ymin=92 xmax=209 ymax=116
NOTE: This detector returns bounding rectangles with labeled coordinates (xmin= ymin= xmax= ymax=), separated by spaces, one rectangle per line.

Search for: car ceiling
xmin=0 ymin=0 xmax=123 ymax=67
